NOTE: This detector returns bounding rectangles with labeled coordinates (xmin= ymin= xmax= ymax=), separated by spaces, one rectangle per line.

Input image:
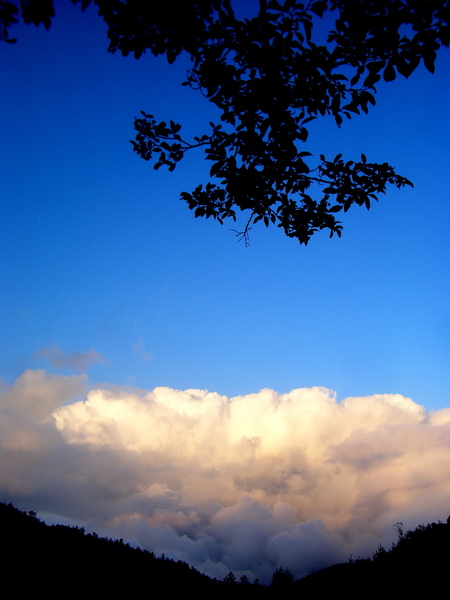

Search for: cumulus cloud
xmin=35 ymin=344 xmax=106 ymax=371
xmin=2 ymin=371 xmax=450 ymax=582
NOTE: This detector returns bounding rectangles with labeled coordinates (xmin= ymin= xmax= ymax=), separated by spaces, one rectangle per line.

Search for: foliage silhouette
xmin=1 ymin=502 xmax=269 ymax=597
xmin=271 ymin=566 xmax=294 ymax=586
xmin=223 ymin=570 xmax=238 ymax=584
xmin=1 ymin=501 xmax=212 ymax=595
xmin=3 ymin=501 xmax=450 ymax=597
xmin=294 ymin=516 xmax=450 ymax=597
xmin=3 ymin=0 xmax=449 ymax=244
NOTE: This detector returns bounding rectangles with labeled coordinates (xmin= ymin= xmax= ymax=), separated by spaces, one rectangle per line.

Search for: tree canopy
xmin=3 ymin=0 xmax=449 ymax=244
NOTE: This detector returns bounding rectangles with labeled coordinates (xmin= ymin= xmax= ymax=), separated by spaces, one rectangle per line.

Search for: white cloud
xmin=2 ymin=370 xmax=450 ymax=582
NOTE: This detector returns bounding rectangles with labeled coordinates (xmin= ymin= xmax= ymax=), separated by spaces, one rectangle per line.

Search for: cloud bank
xmin=2 ymin=370 xmax=450 ymax=582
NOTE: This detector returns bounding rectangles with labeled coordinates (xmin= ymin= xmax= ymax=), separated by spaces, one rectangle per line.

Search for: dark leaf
xmin=383 ymin=64 xmax=396 ymax=82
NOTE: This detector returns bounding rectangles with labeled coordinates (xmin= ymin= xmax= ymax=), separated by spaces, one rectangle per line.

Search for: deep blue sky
xmin=2 ymin=1 xmax=450 ymax=409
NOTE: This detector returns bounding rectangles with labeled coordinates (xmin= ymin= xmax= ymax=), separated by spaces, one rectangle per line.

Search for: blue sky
xmin=1 ymin=2 xmax=450 ymax=582
xmin=3 ymin=2 xmax=450 ymax=409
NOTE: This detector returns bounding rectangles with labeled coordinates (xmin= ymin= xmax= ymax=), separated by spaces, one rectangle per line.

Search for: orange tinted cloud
xmin=2 ymin=370 xmax=450 ymax=582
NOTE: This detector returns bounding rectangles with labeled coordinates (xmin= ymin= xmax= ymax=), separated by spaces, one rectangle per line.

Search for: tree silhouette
xmin=3 ymin=0 xmax=449 ymax=244
xmin=222 ymin=570 xmax=237 ymax=584
xmin=271 ymin=566 xmax=294 ymax=586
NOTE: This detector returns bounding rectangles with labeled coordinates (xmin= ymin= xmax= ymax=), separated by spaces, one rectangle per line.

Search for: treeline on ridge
xmin=2 ymin=501 xmax=450 ymax=597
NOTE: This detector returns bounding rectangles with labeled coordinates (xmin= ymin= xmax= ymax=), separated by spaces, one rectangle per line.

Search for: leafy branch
xmin=131 ymin=112 xmax=214 ymax=172
xmin=4 ymin=0 xmax=448 ymax=244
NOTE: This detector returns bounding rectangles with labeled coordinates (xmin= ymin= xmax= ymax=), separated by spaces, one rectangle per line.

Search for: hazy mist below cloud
xmin=2 ymin=369 xmax=450 ymax=582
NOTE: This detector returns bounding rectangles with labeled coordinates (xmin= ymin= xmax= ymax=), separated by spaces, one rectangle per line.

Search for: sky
xmin=1 ymin=0 xmax=450 ymax=584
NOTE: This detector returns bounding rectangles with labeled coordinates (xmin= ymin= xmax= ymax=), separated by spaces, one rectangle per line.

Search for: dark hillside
xmin=294 ymin=518 xmax=450 ymax=597
xmin=1 ymin=502 xmax=212 ymax=595
xmin=3 ymin=501 xmax=450 ymax=597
